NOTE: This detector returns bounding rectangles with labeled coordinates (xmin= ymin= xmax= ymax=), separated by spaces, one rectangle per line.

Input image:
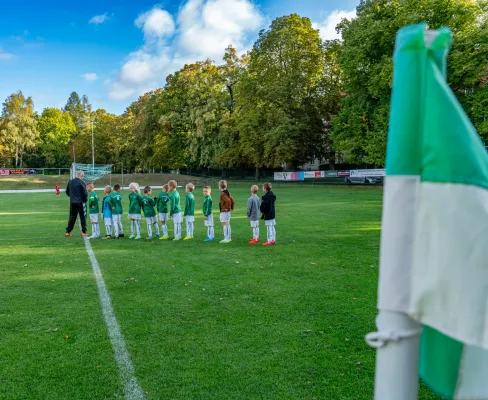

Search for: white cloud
xmin=135 ymin=8 xmax=175 ymax=41
xmin=89 ymin=13 xmax=110 ymax=24
xmin=81 ymin=73 xmax=98 ymax=82
xmin=0 ymin=52 xmax=16 ymax=61
xmin=313 ymin=9 xmax=356 ymax=41
xmin=106 ymin=0 xmax=264 ymax=101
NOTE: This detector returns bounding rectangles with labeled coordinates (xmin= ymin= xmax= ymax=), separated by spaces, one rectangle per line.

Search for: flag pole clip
xmin=365 ymin=328 xmax=423 ymax=349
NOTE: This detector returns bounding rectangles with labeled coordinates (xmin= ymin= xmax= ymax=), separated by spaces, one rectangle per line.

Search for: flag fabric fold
xmin=379 ymin=23 xmax=488 ymax=399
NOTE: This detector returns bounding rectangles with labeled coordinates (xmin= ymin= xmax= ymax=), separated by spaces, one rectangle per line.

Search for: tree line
xmin=1 ymin=0 xmax=487 ymax=174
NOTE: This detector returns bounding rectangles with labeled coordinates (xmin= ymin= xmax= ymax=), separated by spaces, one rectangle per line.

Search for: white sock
xmin=223 ymin=226 xmax=227 ymax=240
xmin=114 ymin=218 xmax=119 ymax=237
xmin=253 ymin=227 xmax=259 ymax=240
xmin=119 ymin=220 xmax=123 ymax=234
xmin=267 ymin=226 xmax=272 ymax=242
xmin=175 ymin=223 xmax=181 ymax=239
xmin=208 ymin=226 xmax=214 ymax=239
xmin=147 ymin=223 xmax=152 ymax=237
xmin=154 ymin=223 xmax=160 ymax=236
xmin=136 ymin=220 xmax=141 ymax=236
xmin=96 ymin=224 xmax=100 ymax=237
xmin=106 ymin=224 xmax=112 ymax=236
xmin=272 ymin=226 xmax=276 ymax=242
xmin=186 ymin=221 xmax=191 ymax=237
xmin=227 ymin=225 xmax=231 ymax=240
xmin=189 ymin=221 xmax=194 ymax=237
xmin=162 ymin=224 xmax=168 ymax=237
xmin=130 ymin=220 xmax=135 ymax=236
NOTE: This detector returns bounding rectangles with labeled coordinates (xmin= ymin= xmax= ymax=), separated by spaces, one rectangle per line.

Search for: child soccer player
xmin=219 ymin=180 xmax=234 ymax=244
xmin=203 ymin=186 xmax=214 ymax=242
xmin=247 ymin=185 xmax=261 ymax=244
xmin=110 ymin=184 xmax=124 ymax=239
xmin=102 ymin=186 xmax=113 ymax=239
xmin=55 ymin=183 xmax=60 ymax=196
xmin=260 ymin=182 xmax=277 ymax=246
xmin=128 ymin=182 xmax=142 ymax=240
xmin=142 ymin=186 xmax=160 ymax=240
xmin=168 ymin=180 xmax=183 ymax=240
xmin=184 ymin=183 xmax=195 ymax=240
xmin=87 ymin=183 xmax=101 ymax=239
xmin=157 ymin=184 xmax=170 ymax=240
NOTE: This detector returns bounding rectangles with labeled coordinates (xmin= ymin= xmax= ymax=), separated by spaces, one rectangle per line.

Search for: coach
xmin=65 ymin=170 xmax=88 ymax=237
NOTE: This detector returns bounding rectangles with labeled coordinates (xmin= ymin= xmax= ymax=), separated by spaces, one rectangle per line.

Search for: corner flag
xmin=373 ymin=23 xmax=488 ymax=399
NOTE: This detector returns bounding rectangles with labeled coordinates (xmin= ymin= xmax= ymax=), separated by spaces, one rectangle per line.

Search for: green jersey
xmin=141 ymin=195 xmax=156 ymax=218
xmin=168 ymin=190 xmax=182 ymax=215
xmin=157 ymin=191 xmax=170 ymax=213
xmin=203 ymin=195 xmax=212 ymax=217
xmin=184 ymin=193 xmax=195 ymax=216
xmin=128 ymin=192 xmax=142 ymax=214
xmin=110 ymin=191 xmax=123 ymax=215
xmin=88 ymin=192 xmax=99 ymax=214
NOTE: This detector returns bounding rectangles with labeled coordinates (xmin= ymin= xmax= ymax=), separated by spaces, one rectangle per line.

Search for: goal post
xmin=70 ymin=163 xmax=113 ymax=183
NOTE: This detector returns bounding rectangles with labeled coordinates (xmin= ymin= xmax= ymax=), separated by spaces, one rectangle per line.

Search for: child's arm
xmin=246 ymin=199 xmax=252 ymax=218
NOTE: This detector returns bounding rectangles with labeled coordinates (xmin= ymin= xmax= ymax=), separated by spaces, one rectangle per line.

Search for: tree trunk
xmin=329 ymin=151 xmax=336 ymax=170
xmin=255 ymin=166 xmax=260 ymax=181
xmin=15 ymin=143 xmax=18 ymax=168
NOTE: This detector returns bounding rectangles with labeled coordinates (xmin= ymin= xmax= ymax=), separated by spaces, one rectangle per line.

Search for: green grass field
xmin=0 ymin=186 xmax=438 ymax=399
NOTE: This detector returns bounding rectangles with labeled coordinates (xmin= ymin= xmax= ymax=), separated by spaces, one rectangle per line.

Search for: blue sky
xmin=0 ymin=0 xmax=359 ymax=115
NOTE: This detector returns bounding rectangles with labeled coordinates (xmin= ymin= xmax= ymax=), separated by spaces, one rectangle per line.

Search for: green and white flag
xmin=380 ymin=23 xmax=488 ymax=399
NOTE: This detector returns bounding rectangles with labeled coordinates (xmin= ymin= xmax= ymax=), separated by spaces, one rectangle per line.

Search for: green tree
xmin=237 ymin=14 xmax=338 ymax=169
xmin=332 ymin=0 xmax=487 ymax=164
xmin=0 ymin=91 xmax=38 ymax=167
xmin=37 ymin=108 xmax=76 ymax=167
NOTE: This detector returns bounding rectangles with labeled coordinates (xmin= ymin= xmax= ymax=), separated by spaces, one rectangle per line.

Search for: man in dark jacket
xmin=260 ymin=182 xmax=277 ymax=246
xmin=65 ymin=170 xmax=88 ymax=237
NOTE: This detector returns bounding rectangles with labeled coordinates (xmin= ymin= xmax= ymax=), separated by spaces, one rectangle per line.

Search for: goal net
xmin=70 ymin=163 xmax=113 ymax=182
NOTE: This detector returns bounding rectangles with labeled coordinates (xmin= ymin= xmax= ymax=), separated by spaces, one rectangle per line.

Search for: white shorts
xmin=250 ymin=220 xmax=259 ymax=228
xmin=104 ymin=217 xmax=113 ymax=226
xmin=220 ymin=212 xmax=231 ymax=223
xmin=186 ymin=215 xmax=195 ymax=222
xmin=204 ymin=214 xmax=214 ymax=227
xmin=128 ymin=214 xmax=141 ymax=220
xmin=146 ymin=216 xmax=158 ymax=224
xmin=159 ymin=213 xmax=169 ymax=222
xmin=89 ymin=214 xmax=99 ymax=223
xmin=172 ymin=212 xmax=183 ymax=224
xmin=265 ymin=219 xmax=276 ymax=226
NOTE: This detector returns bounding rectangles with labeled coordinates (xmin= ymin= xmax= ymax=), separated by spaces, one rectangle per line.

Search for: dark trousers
xmin=67 ymin=202 xmax=87 ymax=233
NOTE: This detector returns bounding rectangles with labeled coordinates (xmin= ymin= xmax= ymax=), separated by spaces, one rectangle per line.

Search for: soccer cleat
xmin=220 ymin=239 xmax=232 ymax=244
xmin=129 ymin=235 xmax=135 ymax=239
xmin=119 ymin=233 xmax=125 ymax=238
xmin=173 ymin=237 xmax=181 ymax=241
xmin=111 ymin=236 xmax=119 ymax=240
xmin=204 ymin=237 xmax=215 ymax=242
xmin=249 ymin=239 xmax=259 ymax=245
xmin=183 ymin=236 xmax=192 ymax=241
xmin=159 ymin=236 xmax=169 ymax=240
xmin=263 ymin=241 xmax=275 ymax=246
xmin=271 ymin=241 xmax=276 ymax=245
xmin=146 ymin=236 xmax=153 ymax=240
xmin=135 ymin=236 xmax=141 ymax=240
xmin=65 ymin=232 xmax=71 ymax=237
xmin=155 ymin=234 xmax=160 ymax=238
xmin=102 ymin=235 xmax=111 ymax=240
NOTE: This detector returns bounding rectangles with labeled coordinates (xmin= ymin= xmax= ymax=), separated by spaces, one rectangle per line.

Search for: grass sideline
xmin=0 ymin=186 xmax=438 ymax=399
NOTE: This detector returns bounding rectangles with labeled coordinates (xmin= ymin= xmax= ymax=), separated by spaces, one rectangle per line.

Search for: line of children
xmin=86 ymin=180 xmax=276 ymax=245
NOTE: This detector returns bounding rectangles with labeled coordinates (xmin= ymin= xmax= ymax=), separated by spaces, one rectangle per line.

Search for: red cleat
xmin=263 ymin=241 xmax=272 ymax=246
xmin=248 ymin=239 xmax=259 ymax=245
xmin=271 ymin=241 xmax=276 ymax=245
xmin=65 ymin=232 xmax=71 ymax=237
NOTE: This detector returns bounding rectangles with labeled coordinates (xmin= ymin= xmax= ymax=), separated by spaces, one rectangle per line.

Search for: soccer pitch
xmin=0 ymin=186 xmax=438 ymax=400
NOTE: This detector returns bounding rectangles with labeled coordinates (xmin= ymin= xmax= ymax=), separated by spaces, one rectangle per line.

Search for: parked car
xmin=345 ymin=176 xmax=383 ymax=185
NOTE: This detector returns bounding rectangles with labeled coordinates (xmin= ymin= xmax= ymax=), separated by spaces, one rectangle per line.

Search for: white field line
xmin=83 ymin=236 xmax=144 ymax=399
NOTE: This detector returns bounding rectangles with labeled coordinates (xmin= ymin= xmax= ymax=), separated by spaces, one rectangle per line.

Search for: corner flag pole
xmin=367 ymin=311 xmax=421 ymax=400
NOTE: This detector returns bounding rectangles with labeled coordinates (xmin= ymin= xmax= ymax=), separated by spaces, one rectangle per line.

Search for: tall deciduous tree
xmin=332 ymin=0 xmax=487 ymax=165
xmin=0 ymin=91 xmax=38 ymax=167
xmin=37 ymin=108 xmax=76 ymax=167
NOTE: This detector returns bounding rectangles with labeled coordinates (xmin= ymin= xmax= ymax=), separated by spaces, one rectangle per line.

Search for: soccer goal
xmin=70 ymin=163 xmax=113 ymax=182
